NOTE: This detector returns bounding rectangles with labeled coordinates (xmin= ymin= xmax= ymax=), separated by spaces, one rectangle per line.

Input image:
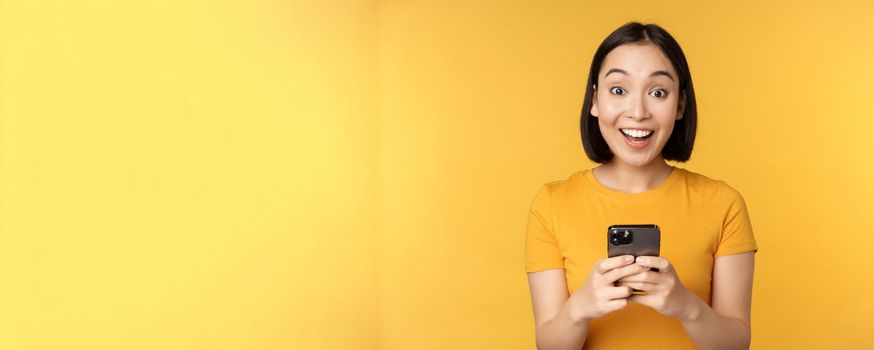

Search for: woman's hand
xmin=616 ymin=256 xmax=694 ymax=319
xmin=569 ymin=255 xmax=649 ymax=321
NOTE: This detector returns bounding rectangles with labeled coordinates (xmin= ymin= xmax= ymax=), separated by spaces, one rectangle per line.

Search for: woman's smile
xmin=619 ymin=128 xmax=655 ymax=150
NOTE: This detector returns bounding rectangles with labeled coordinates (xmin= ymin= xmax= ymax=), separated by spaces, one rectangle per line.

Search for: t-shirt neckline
xmin=583 ymin=166 xmax=682 ymax=201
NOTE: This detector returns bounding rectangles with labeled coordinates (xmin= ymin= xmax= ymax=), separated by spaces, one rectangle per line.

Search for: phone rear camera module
xmin=610 ymin=230 xmax=633 ymax=246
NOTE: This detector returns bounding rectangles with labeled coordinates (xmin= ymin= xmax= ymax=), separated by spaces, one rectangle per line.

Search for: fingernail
xmin=637 ymin=257 xmax=646 ymax=264
xmin=625 ymin=256 xmax=633 ymax=262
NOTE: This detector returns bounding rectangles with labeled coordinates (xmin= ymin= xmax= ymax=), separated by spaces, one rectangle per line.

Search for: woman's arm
xmin=527 ymin=269 xmax=589 ymax=350
xmin=679 ymin=252 xmax=755 ymax=350
xmin=527 ymin=256 xmax=647 ymax=350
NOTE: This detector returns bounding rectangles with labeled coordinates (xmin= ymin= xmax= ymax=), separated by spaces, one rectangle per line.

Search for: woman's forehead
xmin=600 ymin=43 xmax=677 ymax=80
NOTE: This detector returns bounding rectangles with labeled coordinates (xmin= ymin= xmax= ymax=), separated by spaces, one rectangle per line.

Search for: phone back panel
xmin=607 ymin=224 xmax=661 ymax=258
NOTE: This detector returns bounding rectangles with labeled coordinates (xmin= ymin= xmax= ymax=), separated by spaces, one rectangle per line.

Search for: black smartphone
xmin=607 ymin=224 xmax=661 ymax=272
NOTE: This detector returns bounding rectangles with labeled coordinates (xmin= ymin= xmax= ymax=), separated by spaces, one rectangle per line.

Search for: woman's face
xmin=591 ymin=42 xmax=685 ymax=168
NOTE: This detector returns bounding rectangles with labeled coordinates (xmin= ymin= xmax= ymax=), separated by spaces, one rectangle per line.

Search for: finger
xmin=629 ymin=294 xmax=656 ymax=306
xmin=635 ymin=256 xmax=672 ymax=273
xmin=603 ymin=262 xmax=649 ymax=283
xmin=604 ymin=285 xmax=633 ymax=300
xmin=616 ymin=270 xmax=657 ymax=284
xmin=595 ymin=255 xmax=635 ymax=274
xmin=616 ymin=281 xmax=656 ymax=292
xmin=606 ymin=298 xmax=628 ymax=311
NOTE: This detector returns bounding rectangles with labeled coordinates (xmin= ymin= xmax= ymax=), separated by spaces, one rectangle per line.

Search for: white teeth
xmin=621 ymin=129 xmax=653 ymax=138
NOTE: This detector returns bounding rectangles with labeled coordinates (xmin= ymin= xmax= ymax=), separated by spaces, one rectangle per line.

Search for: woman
xmin=525 ymin=22 xmax=758 ymax=349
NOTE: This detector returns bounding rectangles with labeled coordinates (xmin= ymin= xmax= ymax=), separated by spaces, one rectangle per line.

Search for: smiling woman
xmin=592 ymin=43 xmax=685 ymax=163
xmin=525 ymin=22 xmax=757 ymax=350
xmin=581 ymin=23 xmax=697 ymax=166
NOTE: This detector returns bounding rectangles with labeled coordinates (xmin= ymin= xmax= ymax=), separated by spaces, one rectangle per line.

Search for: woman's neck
xmin=593 ymin=159 xmax=674 ymax=194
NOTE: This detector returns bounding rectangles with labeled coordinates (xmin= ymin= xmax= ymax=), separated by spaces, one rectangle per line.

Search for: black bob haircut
xmin=580 ymin=22 xmax=697 ymax=163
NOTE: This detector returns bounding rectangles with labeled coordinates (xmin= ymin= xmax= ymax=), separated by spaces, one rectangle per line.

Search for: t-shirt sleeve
xmin=525 ymin=184 xmax=565 ymax=272
xmin=714 ymin=182 xmax=759 ymax=257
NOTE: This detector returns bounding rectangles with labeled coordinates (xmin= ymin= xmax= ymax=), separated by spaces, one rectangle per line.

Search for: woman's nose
xmin=625 ymin=94 xmax=650 ymax=120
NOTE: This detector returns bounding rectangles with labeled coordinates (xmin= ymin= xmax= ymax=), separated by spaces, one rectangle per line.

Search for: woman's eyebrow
xmin=604 ymin=68 xmax=675 ymax=82
xmin=650 ymin=70 xmax=675 ymax=82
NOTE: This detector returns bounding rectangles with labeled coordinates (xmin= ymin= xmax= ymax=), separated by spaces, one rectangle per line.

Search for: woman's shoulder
xmin=677 ymin=167 xmax=722 ymax=188
xmin=530 ymin=169 xmax=590 ymax=204
xmin=539 ymin=169 xmax=588 ymax=192
xmin=676 ymin=167 xmax=745 ymax=201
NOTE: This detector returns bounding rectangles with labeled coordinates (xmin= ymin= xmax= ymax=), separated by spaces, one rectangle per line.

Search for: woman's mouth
xmin=620 ymin=128 xmax=654 ymax=150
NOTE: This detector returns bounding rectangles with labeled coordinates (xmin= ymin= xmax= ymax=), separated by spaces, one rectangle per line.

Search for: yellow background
xmin=1 ymin=0 xmax=872 ymax=349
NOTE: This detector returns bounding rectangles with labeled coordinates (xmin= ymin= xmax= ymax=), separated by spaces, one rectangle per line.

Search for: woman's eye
xmin=609 ymin=87 xmax=625 ymax=95
xmin=650 ymin=89 xmax=667 ymax=98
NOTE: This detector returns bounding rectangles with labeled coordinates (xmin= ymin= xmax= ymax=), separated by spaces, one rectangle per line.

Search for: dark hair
xmin=580 ymin=22 xmax=697 ymax=163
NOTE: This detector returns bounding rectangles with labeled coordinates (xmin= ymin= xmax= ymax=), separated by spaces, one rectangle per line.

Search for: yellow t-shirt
xmin=525 ymin=167 xmax=758 ymax=349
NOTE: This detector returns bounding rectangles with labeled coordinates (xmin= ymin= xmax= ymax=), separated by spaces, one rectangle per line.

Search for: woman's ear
xmin=590 ymin=84 xmax=599 ymax=117
xmin=676 ymin=90 xmax=686 ymax=120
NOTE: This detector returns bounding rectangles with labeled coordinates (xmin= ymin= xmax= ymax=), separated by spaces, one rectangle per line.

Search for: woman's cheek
xmin=654 ymin=99 xmax=678 ymax=116
xmin=600 ymin=103 xmax=624 ymax=120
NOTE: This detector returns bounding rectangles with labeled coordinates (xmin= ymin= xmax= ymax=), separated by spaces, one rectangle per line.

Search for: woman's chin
xmin=605 ymin=138 xmax=668 ymax=167
xmin=613 ymin=153 xmax=657 ymax=168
